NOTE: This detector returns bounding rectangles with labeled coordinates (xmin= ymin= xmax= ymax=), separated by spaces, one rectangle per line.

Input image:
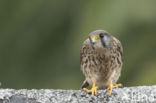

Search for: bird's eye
xmin=99 ymin=33 xmax=104 ymax=38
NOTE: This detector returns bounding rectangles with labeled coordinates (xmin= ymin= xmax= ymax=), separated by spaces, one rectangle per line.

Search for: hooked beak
xmin=89 ymin=36 xmax=95 ymax=49
xmin=89 ymin=35 xmax=106 ymax=48
xmin=89 ymin=35 xmax=100 ymax=49
xmin=89 ymin=35 xmax=100 ymax=44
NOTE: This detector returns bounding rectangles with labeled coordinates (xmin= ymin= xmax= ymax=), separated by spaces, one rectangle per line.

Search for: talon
xmin=106 ymin=80 xmax=121 ymax=96
xmin=83 ymin=80 xmax=99 ymax=96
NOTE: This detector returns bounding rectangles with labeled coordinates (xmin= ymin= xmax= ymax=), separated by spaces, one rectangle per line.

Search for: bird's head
xmin=88 ymin=30 xmax=113 ymax=50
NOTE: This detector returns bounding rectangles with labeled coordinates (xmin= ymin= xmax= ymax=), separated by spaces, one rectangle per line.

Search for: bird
xmin=80 ymin=30 xmax=124 ymax=96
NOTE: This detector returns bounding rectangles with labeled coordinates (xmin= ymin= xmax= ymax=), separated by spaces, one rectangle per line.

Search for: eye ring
xmin=99 ymin=33 xmax=104 ymax=38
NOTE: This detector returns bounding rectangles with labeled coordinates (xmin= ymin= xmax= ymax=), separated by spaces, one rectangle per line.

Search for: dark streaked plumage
xmin=80 ymin=30 xmax=124 ymax=91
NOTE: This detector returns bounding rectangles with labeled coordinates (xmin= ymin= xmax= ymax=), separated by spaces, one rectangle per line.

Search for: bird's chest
xmin=82 ymin=51 xmax=120 ymax=82
xmin=82 ymin=52 xmax=110 ymax=74
xmin=87 ymin=54 xmax=112 ymax=74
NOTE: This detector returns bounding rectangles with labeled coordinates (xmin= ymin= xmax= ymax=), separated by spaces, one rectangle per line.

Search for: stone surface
xmin=0 ymin=86 xmax=156 ymax=103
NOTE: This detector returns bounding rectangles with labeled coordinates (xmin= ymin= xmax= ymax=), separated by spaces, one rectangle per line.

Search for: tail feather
xmin=81 ymin=80 xmax=89 ymax=89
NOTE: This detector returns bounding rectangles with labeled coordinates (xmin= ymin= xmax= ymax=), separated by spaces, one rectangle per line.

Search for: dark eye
xmin=99 ymin=33 xmax=104 ymax=38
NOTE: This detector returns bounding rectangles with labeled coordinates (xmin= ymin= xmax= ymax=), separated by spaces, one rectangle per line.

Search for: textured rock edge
xmin=0 ymin=85 xmax=156 ymax=103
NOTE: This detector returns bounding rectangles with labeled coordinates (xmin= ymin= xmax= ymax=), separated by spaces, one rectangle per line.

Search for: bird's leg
xmin=83 ymin=80 xmax=99 ymax=96
xmin=106 ymin=80 xmax=121 ymax=96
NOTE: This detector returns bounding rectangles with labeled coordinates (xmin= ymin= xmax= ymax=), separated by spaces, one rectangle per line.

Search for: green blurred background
xmin=0 ymin=0 xmax=156 ymax=89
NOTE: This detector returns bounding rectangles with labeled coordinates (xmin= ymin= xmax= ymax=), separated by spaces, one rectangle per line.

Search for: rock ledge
xmin=0 ymin=86 xmax=156 ymax=103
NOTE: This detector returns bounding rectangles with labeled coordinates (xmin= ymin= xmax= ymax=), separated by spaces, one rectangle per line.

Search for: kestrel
xmin=80 ymin=30 xmax=124 ymax=96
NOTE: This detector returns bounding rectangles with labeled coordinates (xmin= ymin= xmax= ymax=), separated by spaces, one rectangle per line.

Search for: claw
xmin=106 ymin=80 xmax=121 ymax=96
xmin=83 ymin=80 xmax=99 ymax=96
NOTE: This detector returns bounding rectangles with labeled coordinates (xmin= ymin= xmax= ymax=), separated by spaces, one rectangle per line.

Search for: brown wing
xmin=80 ymin=39 xmax=89 ymax=66
xmin=80 ymin=39 xmax=90 ymax=88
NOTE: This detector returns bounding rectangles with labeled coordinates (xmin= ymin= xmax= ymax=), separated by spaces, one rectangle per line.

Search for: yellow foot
xmin=83 ymin=81 xmax=99 ymax=96
xmin=107 ymin=80 xmax=121 ymax=96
